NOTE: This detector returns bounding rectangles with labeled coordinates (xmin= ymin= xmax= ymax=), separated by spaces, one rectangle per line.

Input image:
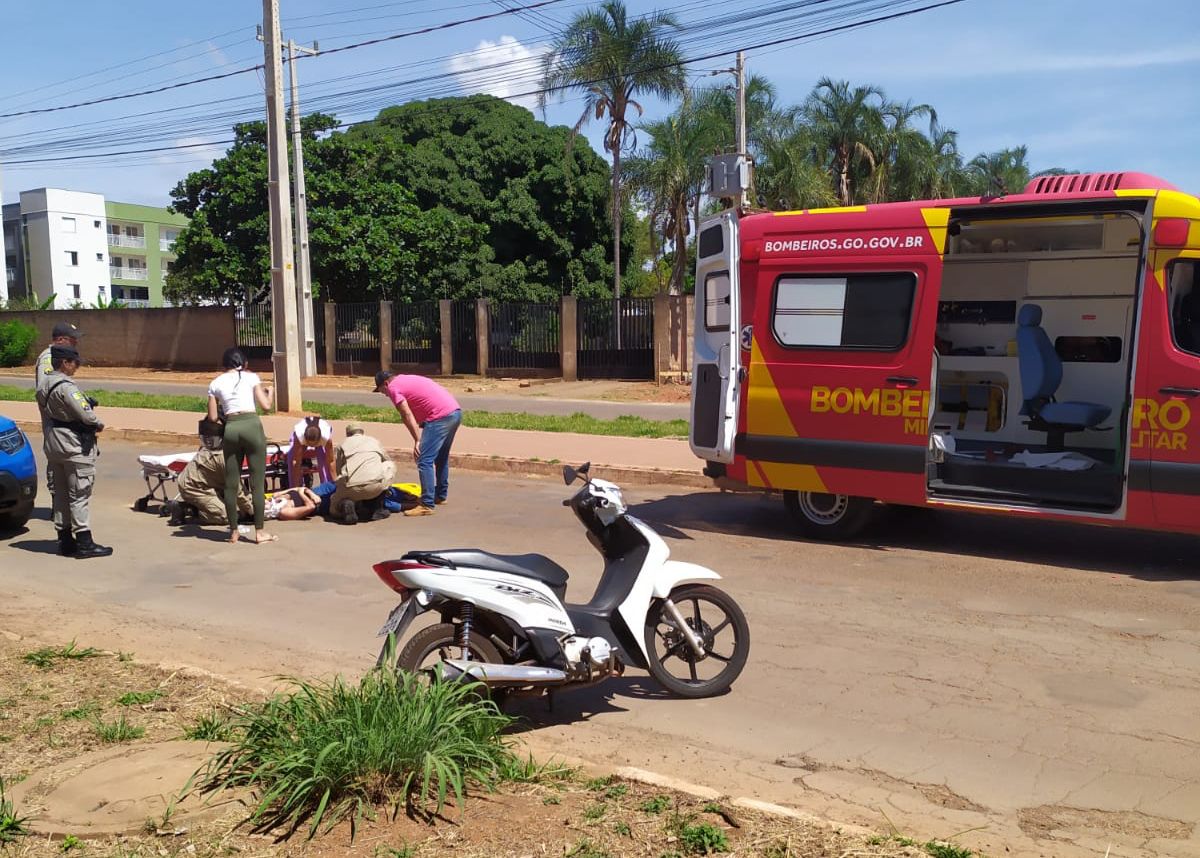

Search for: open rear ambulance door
xmin=690 ymin=211 xmax=741 ymax=464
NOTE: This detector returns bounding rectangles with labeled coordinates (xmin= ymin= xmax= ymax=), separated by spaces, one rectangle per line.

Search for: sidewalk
xmin=3 ymin=401 xmax=709 ymax=488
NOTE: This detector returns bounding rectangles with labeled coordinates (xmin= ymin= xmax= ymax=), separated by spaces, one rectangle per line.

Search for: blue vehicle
xmin=0 ymin=415 xmax=37 ymax=531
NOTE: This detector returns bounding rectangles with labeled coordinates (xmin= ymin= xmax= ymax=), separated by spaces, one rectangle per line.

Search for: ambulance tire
xmin=783 ymin=491 xmax=874 ymax=541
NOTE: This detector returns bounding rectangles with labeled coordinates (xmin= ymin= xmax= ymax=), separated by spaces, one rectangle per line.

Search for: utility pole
xmin=260 ymin=0 xmax=301 ymax=412
xmin=734 ymin=50 xmax=748 ymax=209
xmin=287 ymin=38 xmax=319 ymax=377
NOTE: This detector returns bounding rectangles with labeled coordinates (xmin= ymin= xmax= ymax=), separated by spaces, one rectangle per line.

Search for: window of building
xmin=128 ymin=287 xmax=149 ymax=301
xmin=96 ymin=253 xmax=104 ymax=262
xmin=98 ymin=284 xmax=106 ymax=297
xmin=773 ymin=272 xmax=917 ymax=350
xmin=65 ymin=250 xmax=78 ymax=266
xmin=703 ymin=271 xmax=731 ymax=331
xmin=70 ymin=284 xmax=80 ymax=300
xmin=111 ymin=255 xmax=123 ymax=269
xmin=93 ymin=220 xmax=101 ymax=228
xmin=125 ymin=226 xmax=141 ymax=238
xmin=1168 ymin=260 xmax=1200 ymax=356
xmin=61 ymin=216 xmax=76 ymax=233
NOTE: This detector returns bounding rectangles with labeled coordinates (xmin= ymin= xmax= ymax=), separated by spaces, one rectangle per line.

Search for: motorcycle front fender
xmin=651 ymin=560 xmax=721 ymax=599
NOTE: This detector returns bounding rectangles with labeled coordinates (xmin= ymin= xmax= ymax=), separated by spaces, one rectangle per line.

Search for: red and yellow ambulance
xmin=690 ymin=172 xmax=1200 ymax=539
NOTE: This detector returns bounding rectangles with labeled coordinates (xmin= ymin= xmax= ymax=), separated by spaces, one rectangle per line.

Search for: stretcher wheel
xmin=133 ymin=497 xmax=149 ymax=512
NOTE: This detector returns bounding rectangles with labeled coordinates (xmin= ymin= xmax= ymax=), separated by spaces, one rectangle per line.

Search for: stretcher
xmin=133 ymin=441 xmax=291 ymax=514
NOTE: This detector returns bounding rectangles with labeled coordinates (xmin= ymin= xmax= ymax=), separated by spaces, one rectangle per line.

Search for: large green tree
xmin=540 ymin=0 xmax=687 ymax=301
xmin=166 ymin=97 xmax=620 ymax=305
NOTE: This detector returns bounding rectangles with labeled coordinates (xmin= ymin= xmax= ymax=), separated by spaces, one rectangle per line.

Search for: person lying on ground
xmin=265 ymin=486 xmax=323 ymax=522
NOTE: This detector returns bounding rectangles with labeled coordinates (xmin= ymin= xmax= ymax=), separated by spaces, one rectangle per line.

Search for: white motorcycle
xmin=373 ymin=463 xmax=750 ymax=699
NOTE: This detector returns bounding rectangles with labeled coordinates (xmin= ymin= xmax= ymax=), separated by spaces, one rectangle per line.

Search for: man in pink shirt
xmin=374 ymin=371 xmax=462 ymax=516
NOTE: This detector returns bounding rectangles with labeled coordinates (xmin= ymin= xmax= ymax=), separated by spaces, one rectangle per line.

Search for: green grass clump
xmin=92 ymin=714 xmax=145 ymax=743
xmin=195 ymin=668 xmax=518 ymax=839
xmin=22 ymin=640 xmax=101 ymax=670
xmin=924 ymin=842 xmax=973 ymax=858
xmin=0 ymin=385 xmax=688 ymax=439
xmin=0 ymin=777 xmax=30 ymax=844
xmin=182 ymin=711 xmax=235 ymax=742
xmin=677 ymin=820 xmax=729 ymax=854
xmin=61 ymin=702 xmax=101 ymax=721
xmin=565 ymin=838 xmax=610 ymax=858
xmin=640 ymin=795 xmax=671 ymax=814
xmin=115 ymin=689 xmax=162 ymax=707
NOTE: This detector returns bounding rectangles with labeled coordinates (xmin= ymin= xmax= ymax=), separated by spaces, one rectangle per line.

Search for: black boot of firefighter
xmin=57 ymin=529 xmax=77 ymax=557
xmin=74 ymin=530 xmax=113 ymax=559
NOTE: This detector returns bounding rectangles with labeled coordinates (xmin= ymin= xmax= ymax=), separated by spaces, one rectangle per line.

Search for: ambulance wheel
xmin=783 ymin=491 xmax=874 ymax=541
xmin=133 ymin=497 xmax=149 ymax=512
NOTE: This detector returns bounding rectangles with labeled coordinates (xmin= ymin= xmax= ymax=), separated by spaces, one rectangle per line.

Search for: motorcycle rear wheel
xmin=396 ymin=622 xmax=503 ymax=675
xmin=644 ymin=584 xmax=750 ymax=699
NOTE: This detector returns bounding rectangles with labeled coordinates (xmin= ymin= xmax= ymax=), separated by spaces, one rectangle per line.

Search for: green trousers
xmin=221 ymin=413 xmax=267 ymax=529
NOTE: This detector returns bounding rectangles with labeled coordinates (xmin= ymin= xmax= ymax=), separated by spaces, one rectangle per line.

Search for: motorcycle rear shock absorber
xmin=458 ymin=603 xmax=474 ymax=658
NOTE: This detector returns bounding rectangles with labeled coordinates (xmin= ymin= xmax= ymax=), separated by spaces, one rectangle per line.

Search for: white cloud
xmin=447 ymin=35 xmax=547 ymax=110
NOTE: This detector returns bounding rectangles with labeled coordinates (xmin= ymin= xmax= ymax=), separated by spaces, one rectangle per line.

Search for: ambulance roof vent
xmin=1023 ymin=172 xmax=1178 ymax=195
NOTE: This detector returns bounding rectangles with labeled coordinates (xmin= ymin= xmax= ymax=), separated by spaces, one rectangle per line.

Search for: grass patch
xmin=924 ymin=842 xmax=973 ymax=858
xmin=677 ymin=820 xmax=729 ymax=854
xmin=0 ymin=385 xmax=688 ymax=439
xmin=640 ymin=794 xmax=671 ymax=814
xmin=60 ymin=701 xmax=100 ymax=721
xmin=115 ymin=689 xmax=163 ymax=707
xmin=92 ymin=713 xmax=145 ymax=743
xmin=21 ymin=640 xmax=101 ymax=671
xmin=195 ymin=668 xmax=518 ymax=839
xmin=0 ymin=777 xmax=30 ymax=844
xmin=182 ymin=710 xmax=235 ymax=742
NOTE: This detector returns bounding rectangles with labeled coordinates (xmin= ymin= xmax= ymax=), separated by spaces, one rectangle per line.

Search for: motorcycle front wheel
xmin=644 ymin=584 xmax=750 ymax=699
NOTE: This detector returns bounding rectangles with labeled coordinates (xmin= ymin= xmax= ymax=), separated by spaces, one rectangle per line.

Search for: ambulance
xmin=690 ymin=172 xmax=1200 ymax=539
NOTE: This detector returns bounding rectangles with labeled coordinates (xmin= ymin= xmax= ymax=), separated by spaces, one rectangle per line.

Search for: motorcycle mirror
xmin=562 ymin=464 xmax=577 ymax=485
xmin=579 ymin=461 xmax=591 ymax=476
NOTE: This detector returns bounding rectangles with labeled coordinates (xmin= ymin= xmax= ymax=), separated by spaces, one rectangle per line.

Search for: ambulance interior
xmin=927 ymin=210 xmax=1143 ymax=510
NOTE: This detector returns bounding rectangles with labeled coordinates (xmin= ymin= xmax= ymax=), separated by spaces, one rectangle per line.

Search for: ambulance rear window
xmin=773 ymin=272 xmax=916 ymax=350
xmin=699 ymin=225 xmax=723 ymax=258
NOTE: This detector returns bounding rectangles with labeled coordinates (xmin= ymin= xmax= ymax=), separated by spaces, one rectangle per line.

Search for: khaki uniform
xmin=36 ymin=371 xmax=102 ymax=535
xmin=35 ymin=347 xmax=57 ymax=513
xmin=177 ymin=448 xmax=253 ymax=525
xmin=331 ymin=434 xmax=396 ymax=517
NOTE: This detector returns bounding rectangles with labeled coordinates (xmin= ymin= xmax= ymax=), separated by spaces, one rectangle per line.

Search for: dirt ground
xmin=0 ymin=365 xmax=694 ymax=404
xmin=0 ymin=633 xmax=925 ymax=858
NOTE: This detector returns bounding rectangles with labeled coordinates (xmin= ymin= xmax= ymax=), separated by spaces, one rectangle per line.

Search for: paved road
xmin=0 ymin=376 xmax=690 ymax=421
xmin=3 ymin=439 xmax=1198 ymax=858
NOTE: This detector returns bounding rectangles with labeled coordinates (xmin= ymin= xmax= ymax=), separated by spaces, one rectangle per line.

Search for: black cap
xmin=374 ymin=370 xmax=393 ymax=392
xmin=50 ymin=345 xmax=81 ymax=363
xmin=52 ymin=322 xmax=82 ymax=340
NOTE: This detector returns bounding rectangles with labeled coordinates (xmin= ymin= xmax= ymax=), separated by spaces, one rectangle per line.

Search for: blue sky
xmin=1 ymin=0 xmax=1197 ymax=207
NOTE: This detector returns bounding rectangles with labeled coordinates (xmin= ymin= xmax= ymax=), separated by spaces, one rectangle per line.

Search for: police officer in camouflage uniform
xmin=36 ymin=345 xmax=113 ymax=559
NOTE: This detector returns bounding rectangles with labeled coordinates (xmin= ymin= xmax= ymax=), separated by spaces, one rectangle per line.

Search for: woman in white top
xmin=287 ymin=415 xmax=335 ymax=487
xmin=207 ymin=347 xmax=276 ymax=544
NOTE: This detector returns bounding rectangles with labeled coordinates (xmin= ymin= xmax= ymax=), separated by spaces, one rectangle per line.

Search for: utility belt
xmin=49 ymin=418 xmax=98 ymax=455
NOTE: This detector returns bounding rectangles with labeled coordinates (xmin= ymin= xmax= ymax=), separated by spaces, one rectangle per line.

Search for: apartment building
xmin=1 ymin=188 xmax=188 ymax=308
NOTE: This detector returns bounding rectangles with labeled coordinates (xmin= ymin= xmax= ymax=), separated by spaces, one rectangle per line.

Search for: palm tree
xmin=803 ymin=77 xmax=887 ymax=206
xmin=755 ymin=122 xmax=837 ymax=211
xmin=966 ymin=146 xmax=1033 ymax=196
xmin=625 ymin=113 xmax=706 ymax=294
xmin=540 ymin=0 xmax=687 ymax=300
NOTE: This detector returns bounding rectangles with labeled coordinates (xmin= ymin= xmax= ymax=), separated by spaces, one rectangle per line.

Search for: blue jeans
xmin=417 ymin=409 xmax=461 ymax=508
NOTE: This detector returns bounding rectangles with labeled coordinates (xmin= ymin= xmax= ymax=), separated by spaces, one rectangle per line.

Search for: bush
xmin=195 ymin=668 xmax=517 ymax=838
xmin=0 ymin=319 xmax=36 ymax=367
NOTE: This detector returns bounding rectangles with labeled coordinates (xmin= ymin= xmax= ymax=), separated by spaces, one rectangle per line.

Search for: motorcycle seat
xmin=404 ymin=549 xmax=569 ymax=593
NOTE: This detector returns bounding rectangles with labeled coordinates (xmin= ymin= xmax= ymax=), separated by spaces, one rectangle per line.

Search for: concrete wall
xmin=3 ymin=307 xmax=235 ymax=369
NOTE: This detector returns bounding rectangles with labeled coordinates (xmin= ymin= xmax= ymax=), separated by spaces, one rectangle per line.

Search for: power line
xmin=0 ymin=0 xmax=571 ymax=121
xmin=1 ymin=0 xmax=969 ymax=167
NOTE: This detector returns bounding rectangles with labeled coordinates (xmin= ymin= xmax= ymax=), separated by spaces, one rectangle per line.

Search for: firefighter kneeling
xmin=36 ymin=345 xmax=113 ymax=559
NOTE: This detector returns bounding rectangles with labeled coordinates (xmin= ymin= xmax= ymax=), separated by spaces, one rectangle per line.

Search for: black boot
xmin=74 ymin=530 xmax=114 ymax=559
xmin=57 ymin=529 xmax=77 ymax=557
xmin=165 ymin=500 xmax=185 ymax=527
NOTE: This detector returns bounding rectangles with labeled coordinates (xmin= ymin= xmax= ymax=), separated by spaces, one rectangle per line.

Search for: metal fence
xmin=450 ymin=299 xmax=477 ymax=374
xmin=391 ymin=301 xmax=440 ymax=365
xmin=334 ymin=301 xmax=379 ymax=367
xmin=577 ymin=298 xmax=655 ymax=380
xmin=489 ymin=302 xmax=560 ymax=371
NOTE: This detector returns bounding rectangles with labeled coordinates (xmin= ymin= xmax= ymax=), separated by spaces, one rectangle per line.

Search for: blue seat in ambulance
xmin=1016 ymin=303 xmax=1111 ymax=451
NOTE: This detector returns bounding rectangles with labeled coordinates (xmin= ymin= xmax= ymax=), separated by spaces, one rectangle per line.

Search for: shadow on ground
xmin=631 ymin=490 xmax=1200 ymax=582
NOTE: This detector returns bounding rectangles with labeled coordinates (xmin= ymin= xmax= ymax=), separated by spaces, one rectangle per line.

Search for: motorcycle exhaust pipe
xmin=441 ymin=659 xmax=567 ymax=687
